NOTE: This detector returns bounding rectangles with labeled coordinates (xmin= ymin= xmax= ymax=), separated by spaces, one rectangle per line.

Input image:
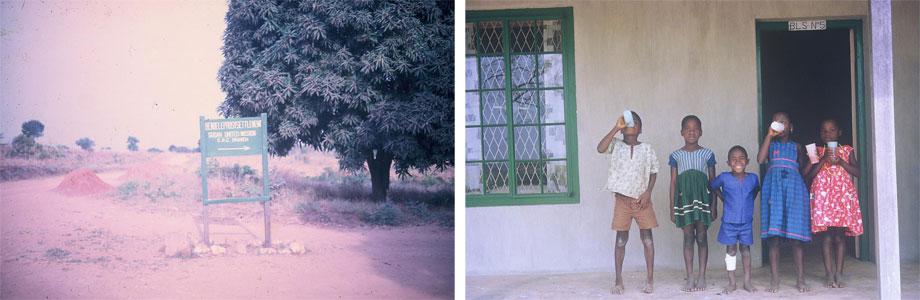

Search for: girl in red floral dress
xmin=803 ymin=119 xmax=862 ymax=290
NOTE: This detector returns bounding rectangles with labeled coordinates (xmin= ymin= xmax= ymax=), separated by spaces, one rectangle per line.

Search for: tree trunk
xmin=367 ymin=151 xmax=393 ymax=202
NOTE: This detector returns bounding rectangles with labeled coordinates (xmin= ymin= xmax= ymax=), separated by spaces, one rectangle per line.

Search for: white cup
xmin=805 ymin=143 xmax=819 ymax=164
xmin=623 ymin=110 xmax=635 ymax=128
xmin=827 ymin=141 xmax=838 ymax=158
xmin=770 ymin=121 xmax=785 ymax=133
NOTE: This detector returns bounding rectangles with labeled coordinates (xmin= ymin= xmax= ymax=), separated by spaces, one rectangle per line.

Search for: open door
xmin=756 ymin=19 xmax=871 ymax=263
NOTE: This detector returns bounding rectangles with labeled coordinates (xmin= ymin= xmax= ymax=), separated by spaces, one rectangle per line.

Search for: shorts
xmin=611 ymin=193 xmax=658 ymax=231
xmin=718 ymin=221 xmax=754 ymax=245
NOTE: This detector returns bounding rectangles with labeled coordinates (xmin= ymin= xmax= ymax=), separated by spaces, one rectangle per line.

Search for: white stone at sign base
xmin=290 ymin=242 xmax=306 ymax=254
xmin=210 ymin=245 xmax=226 ymax=255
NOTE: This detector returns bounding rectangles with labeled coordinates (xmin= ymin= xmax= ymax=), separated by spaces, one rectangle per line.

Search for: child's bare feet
xmin=834 ymin=273 xmax=845 ymax=288
xmin=743 ymin=280 xmax=757 ymax=293
xmin=694 ymin=276 xmax=707 ymax=291
xmin=722 ymin=283 xmax=737 ymax=294
xmin=825 ymin=276 xmax=837 ymax=288
xmin=642 ymin=282 xmax=654 ymax=294
xmin=766 ymin=279 xmax=779 ymax=293
xmin=796 ymin=279 xmax=810 ymax=293
xmin=681 ymin=278 xmax=693 ymax=292
xmin=611 ymin=281 xmax=625 ymax=295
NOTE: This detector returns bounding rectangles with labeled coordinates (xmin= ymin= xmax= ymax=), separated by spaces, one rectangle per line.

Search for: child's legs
xmin=681 ymin=225 xmax=695 ymax=278
xmin=726 ymin=244 xmax=738 ymax=283
xmin=768 ymin=237 xmax=781 ymax=279
xmin=821 ymin=231 xmax=835 ymax=277
xmin=639 ymin=228 xmax=654 ymax=283
xmin=831 ymin=227 xmax=846 ymax=276
xmin=791 ymin=239 xmax=805 ymax=279
xmin=694 ymin=222 xmax=709 ymax=277
xmin=614 ymin=230 xmax=629 ymax=283
xmin=740 ymin=245 xmax=752 ymax=281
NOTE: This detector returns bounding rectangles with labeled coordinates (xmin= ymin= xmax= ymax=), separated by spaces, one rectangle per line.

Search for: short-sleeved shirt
xmin=668 ymin=148 xmax=716 ymax=174
xmin=604 ymin=138 xmax=660 ymax=199
xmin=710 ymin=172 xmax=760 ymax=224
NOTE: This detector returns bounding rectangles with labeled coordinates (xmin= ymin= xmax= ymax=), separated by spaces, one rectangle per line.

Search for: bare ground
xmin=1 ymin=153 xmax=453 ymax=299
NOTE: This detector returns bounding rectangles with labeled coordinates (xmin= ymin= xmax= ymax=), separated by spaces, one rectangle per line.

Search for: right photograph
xmin=463 ymin=1 xmax=919 ymax=299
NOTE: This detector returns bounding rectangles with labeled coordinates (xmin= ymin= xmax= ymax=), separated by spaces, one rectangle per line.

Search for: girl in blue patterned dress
xmin=756 ymin=112 xmax=811 ymax=294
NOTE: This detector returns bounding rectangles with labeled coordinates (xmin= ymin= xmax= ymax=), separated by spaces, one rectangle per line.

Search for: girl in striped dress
xmin=668 ymin=115 xmax=716 ymax=292
xmin=757 ymin=112 xmax=812 ymax=293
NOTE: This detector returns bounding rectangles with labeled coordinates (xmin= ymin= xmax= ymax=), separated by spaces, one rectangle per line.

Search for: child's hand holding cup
xmin=827 ymin=141 xmax=838 ymax=162
xmin=769 ymin=121 xmax=784 ymax=137
xmin=805 ymin=143 xmax=819 ymax=164
xmin=622 ymin=110 xmax=635 ymax=128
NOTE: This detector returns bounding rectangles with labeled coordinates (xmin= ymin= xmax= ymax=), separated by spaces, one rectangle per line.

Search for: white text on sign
xmin=789 ymin=20 xmax=827 ymax=31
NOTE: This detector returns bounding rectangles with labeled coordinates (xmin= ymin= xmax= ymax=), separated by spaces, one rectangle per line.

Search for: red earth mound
xmin=54 ymin=168 xmax=114 ymax=196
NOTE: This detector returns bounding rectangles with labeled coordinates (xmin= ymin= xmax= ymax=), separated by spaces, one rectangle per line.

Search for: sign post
xmin=199 ymin=113 xmax=271 ymax=247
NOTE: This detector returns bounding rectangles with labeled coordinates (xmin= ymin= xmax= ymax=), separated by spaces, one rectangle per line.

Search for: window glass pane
xmin=465 ymin=57 xmax=479 ymax=90
xmin=545 ymin=161 xmax=568 ymax=193
xmin=481 ymin=91 xmax=506 ymax=125
xmin=480 ymin=56 xmax=505 ymax=89
xmin=466 ymin=22 xmax=477 ymax=55
xmin=514 ymin=126 xmax=540 ymax=160
xmin=484 ymin=162 xmax=510 ymax=194
xmin=512 ymin=90 xmax=538 ymax=125
xmin=478 ymin=21 xmax=504 ymax=54
xmin=540 ymin=54 xmax=563 ymax=88
xmin=543 ymin=125 xmax=566 ymax=159
xmin=466 ymin=163 xmax=483 ymax=194
xmin=541 ymin=20 xmax=563 ymax=52
xmin=510 ymin=20 xmax=539 ymax=53
xmin=516 ymin=161 xmax=543 ymax=194
xmin=483 ymin=127 xmax=508 ymax=160
xmin=466 ymin=128 xmax=482 ymax=160
xmin=466 ymin=92 xmax=480 ymax=125
xmin=541 ymin=89 xmax=564 ymax=123
xmin=510 ymin=55 xmax=538 ymax=89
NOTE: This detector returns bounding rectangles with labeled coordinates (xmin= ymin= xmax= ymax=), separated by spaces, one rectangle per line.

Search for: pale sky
xmin=1 ymin=0 xmax=228 ymax=150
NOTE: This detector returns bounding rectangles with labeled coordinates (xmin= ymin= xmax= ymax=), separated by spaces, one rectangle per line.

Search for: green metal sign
xmin=202 ymin=118 xmax=264 ymax=157
xmin=198 ymin=113 xmax=271 ymax=246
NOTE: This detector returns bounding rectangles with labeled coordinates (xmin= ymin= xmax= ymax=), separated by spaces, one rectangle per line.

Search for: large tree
xmin=218 ymin=0 xmax=453 ymax=201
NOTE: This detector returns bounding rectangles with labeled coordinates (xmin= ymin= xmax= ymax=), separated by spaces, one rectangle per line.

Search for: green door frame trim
xmin=466 ymin=7 xmax=580 ymax=207
xmin=755 ymin=19 xmax=872 ymax=261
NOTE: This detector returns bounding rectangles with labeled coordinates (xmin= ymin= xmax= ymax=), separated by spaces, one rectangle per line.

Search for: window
xmin=466 ymin=7 xmax=579 ymax=206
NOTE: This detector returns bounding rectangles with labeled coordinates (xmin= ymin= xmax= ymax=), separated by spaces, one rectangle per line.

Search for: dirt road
xmin=1 ymin=160 xmax=453 ymax=299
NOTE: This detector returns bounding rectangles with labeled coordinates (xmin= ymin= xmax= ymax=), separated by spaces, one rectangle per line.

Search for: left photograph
xmin=0 ymin=1 xmax=454 ymax=299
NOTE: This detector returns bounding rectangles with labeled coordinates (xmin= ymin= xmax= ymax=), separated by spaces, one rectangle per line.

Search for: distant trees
xmin=10 ymin=120 xmax=45 ymax=158
xmin=75 ymin=138 xmax=95 ymax=151
xmin=168 ymin=145 xmax=195 ymax=153
xmin=127 ymin=136 xmax=139 ymax=152
xmin=21 ymin=120 xmax=45 ymax=138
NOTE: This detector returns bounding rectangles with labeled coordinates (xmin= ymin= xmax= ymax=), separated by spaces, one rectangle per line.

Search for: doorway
xmin=756 ymin=20 xmax=871 ymax=264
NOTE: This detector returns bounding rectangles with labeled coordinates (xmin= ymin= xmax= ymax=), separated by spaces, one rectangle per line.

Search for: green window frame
xmin=465 ymin=7 xmax=579 ymax=207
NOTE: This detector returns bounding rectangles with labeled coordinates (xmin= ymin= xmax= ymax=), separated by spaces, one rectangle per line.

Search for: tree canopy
xmin=218 ymin=0 xmax=453 ymax=200
xmin=21 ymin=120 xmax=45 ymax=138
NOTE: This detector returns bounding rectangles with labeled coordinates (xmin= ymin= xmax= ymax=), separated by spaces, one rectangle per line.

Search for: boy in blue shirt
xmin=710 ymin=145 xmax=760 ymax=294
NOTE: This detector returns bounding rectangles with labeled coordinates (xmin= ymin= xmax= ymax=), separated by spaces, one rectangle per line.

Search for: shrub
xmin=9 ymin=134 xmax=39 ymax=158
xmin=362 ymin=201 xmax=403 ymax=226
xmin=117 ymin=181 xmax=139 ymax=200
xmin=127 ymin=136 xmax=139 ymax=152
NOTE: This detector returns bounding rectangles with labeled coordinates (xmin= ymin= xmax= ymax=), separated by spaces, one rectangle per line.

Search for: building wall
xmin=465 ymin=0 xmax=920 ymax=275
xmin=892 ymin=0 xmax=920 ymax=263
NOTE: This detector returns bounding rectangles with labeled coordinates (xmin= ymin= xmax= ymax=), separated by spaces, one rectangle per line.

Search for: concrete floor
xmin=468 ymin=255 xmax=920 ymax=299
